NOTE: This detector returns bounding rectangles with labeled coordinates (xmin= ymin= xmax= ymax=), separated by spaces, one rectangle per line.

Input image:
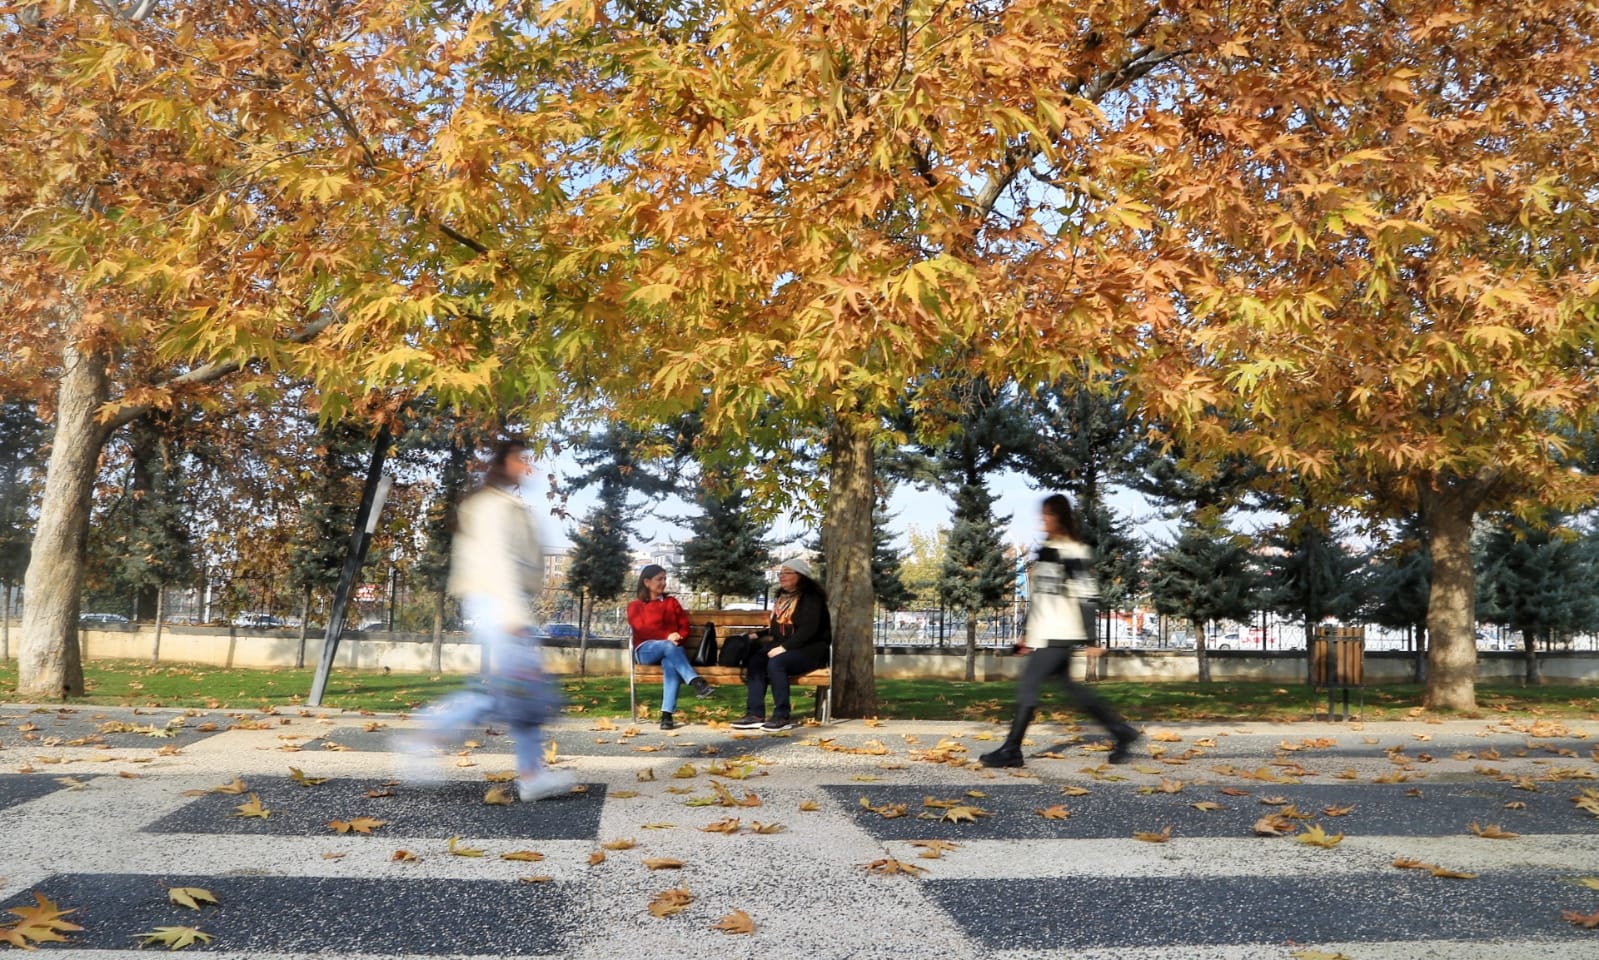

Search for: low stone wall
xmin=12 ymin=624 xmax=1598 ymax=685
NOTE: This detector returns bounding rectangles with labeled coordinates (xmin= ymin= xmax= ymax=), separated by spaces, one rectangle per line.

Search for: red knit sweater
xmin=626 ymin=596 xmax=689 ymax=649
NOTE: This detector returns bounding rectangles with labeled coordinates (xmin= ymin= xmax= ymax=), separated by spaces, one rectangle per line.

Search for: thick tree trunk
xmin=1421 ymin=477 xmax=1489 ymax=711
xmin=1193 ymin=620 xmax=1211 ymax=683
xmin=824 ymin=415 xmax=877 ymax=718
xmin=1411 ymin=623 xmax=1427 ymax=684
xmin=20 ymin=341 xmax=110 ymax=699
xmin=1522 ymin=629 xmax=1542 ymax=686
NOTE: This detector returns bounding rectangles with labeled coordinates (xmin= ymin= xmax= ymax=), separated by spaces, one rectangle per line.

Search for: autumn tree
xmin=1127 ymin=3 xmax=1599 ymax=710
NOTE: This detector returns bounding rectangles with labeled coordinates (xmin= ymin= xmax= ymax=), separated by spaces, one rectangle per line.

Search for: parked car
xmin=79 ymin=612 xmax=129 ymax=625
xmin=232 ymin=613 xmax=285 ymax=629
xmin=545 ymin=623 xmax=581 ymax=639
xmin=353 ymin=618 xmax=389 ymax=632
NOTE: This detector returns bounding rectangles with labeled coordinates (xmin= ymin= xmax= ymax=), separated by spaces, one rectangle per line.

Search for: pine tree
xmin=1146 ymin=518 xmax=1257 ymax=682
xmin=1260 ymin=517 xmax=1361 ymax=647
xmin=285 ymin=421 xmax=366 ymax=668
xmin=680 ymin=485 xmax=771 ymax=607
xmin=0 ymin=401 xmax=45 ymax=657
xmin=939 ymin=480 xmax=1012 ymax=681
xmin=1474 ymin=512 xmax=1597 ymax=685
xmin=1358 ymin=518 xmax=1432 ymax=682
xmin=870 ymin=501 xmax=913 ymax=612
xmin=566 ymin=482 xmax=633 ymax=674
xmin=414 ymin=438 xmax=470 ymax=672
xmin=1077 ymin=496 xmax=1143 ymax=645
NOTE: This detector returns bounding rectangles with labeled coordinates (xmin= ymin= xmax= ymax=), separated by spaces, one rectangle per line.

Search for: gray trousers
xmin=1014 ymin=643 xmax=1124 ymax=730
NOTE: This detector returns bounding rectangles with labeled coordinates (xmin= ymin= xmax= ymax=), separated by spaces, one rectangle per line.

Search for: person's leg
xmin=761 ymin=650 xmax=820 ymax=728
xmin=1056 ymin=644 xmax=1141 ymax=763
xmin=510 ymin=720 xmax=574 ymax=801
xmin=736 ymin=652 xmax=769 ymax=727
xmin=981 ymin=647 xmax=1070 ymax=768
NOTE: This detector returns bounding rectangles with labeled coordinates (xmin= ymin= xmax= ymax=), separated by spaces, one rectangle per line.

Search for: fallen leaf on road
xmin=1254 ymin=815 xmax=1296 ymax=836
xmin=167 ymin=888 xmax=218 ymax=911
xmin=1562 ymin=909 xmax=1599 ymax=929
xmin=588 ymin=851 xmax=606 ymax=866
xmin=750 ymin=821 xmax=785 ymax=834
xmin=865 ymin=857 xmax=927 ymax=877
xmin=230 ymin=794 xmax=270 ymax=820
xmin=1296 ymin=825 xmax=1344 ymax=848
xmin=501 ymin=851 xmax=544 ymax=862
xmin=701 ymin=818 xmax=741 ymax=834
xmin=941 ymin=805 xmax=991 ymax=824
xmin=136 ymin=926 xmax=211 ymax=950
xmin=1189 ymin=801 xmax=1222 ymax=812
xmin=517 ymin=875 xmax=554 ymax=883
xmin=648 ymin=887 xmax=694 ymax=918
xmin=800 ymin=800 xmax=820 ymax=811
xmin=1468 ymin=821 xmax=1518 ymax=839
xmin=1322 ymin=805 xmax=1355 ymax=817
xmin=711 ymin=908 xmax=756 ymax=935
xmin=288 ymin=767 xmax=327 ymax=787
xmin=391 ymin=850 xmax=419 ymax=862
xmin=643 ymin=858 xmax=684 ymax=870
xmin=447 ymin=835 xmax=484 ymax=857
xmin=1133 ymin=825 xmax=1172 ymax=843
xmin=328 ymin=817 xmax=386 ymax=835
xmin=1036 ymin=805 xmax=1072 ymax=820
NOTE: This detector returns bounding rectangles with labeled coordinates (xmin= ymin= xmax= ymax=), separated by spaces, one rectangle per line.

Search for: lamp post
xmin=308 ymin=427 xmax=392 ymax=706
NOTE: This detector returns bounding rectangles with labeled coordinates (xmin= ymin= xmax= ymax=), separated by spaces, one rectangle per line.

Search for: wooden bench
xmin=629 ymin=609 xmax=833 ymax=723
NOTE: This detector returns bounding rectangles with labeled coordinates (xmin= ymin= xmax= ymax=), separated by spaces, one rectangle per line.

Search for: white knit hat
xmin=778 ymin=557 xmax=813 ymax=579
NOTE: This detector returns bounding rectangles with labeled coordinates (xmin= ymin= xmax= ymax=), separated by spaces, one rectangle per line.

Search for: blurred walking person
xmin=401 ymin=438 xmax=573 ymax=801
xmin=981 ymin=494 xmax=1140 ymax=768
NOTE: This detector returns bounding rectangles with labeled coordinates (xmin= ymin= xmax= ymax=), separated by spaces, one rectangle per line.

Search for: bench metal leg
xmin=628 ymin=660 xmax=637 ymax=720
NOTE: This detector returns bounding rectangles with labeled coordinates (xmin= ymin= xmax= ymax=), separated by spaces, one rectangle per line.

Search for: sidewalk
xmin=2 ymin=703 xmax=1598 ymax=958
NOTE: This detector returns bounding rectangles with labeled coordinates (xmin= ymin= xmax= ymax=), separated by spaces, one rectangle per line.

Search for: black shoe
xmin=730 ymin=715 xmax=766 ymax=730
xmin=690 ymin=677 xmax=715 ymax=698
xmin=659 ymin=711 xmax=677 ymax=731
xmin=1107 ymin=724 xmax=1141 ymax=764
xmin=979 ymin=744 xmax=1025 ymax=768
xmin=761 ymin=717 xmax=795 ymax=732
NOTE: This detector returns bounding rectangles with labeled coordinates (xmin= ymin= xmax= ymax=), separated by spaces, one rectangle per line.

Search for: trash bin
xmin=1310 ymin=626 xmax=1364 ymax=720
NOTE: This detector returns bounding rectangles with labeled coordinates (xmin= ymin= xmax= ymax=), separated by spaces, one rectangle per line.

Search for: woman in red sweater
xmin=626 ymin=564 xmax=715 ymax=729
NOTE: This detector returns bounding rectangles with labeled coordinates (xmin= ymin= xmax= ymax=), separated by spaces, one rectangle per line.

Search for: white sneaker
xmin=517 ymin=768 xmax=576 ymax=802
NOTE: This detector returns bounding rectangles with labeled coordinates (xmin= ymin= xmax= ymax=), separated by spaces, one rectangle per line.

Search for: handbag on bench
xmin=691 ymin=622 xmax=719 ymax=667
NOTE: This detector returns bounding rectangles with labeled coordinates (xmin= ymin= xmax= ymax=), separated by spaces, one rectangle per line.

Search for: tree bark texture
xmin=151 ymin=587 xmax=164 ymax=663
xmin=1193 ymin=620 xmax=1212 ymax=683
xmin=825 ymin=416 xmax=877 ymax=718
xmin=964 ymin=618 xmax=977 ymax=683
xmin=20 ymin=340 xmax=110 ymax=699
xmin=1421 ymin=480 xmax=1484 ymax=711
xmin=1522 ymin=630 xmax=1542 ymax=686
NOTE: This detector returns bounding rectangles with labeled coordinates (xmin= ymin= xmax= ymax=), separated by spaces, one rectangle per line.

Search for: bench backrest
xmin=686 ymin=609 xmax=772 ymax=635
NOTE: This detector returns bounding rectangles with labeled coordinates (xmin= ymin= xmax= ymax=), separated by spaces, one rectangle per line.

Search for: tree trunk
xmin=824 ymin=415 xmax=877 ymax=718
xmin=1193 ymin=620 xmax=1211 ymax=683
xmin=577 ymin=591 xmax=590 ymax=677
xmin=1522 ymin=628 xmax=1542 ymax=686
xmin=964 ymin=616 xmax=977 ymax=682
xmin=1411 ymin=623 xmax=1426 ymax=684
xmin=19 ymin=340 xmax=110 ymax=699
xmin=151 ymin=587 xmax=165 ymax=663
xmin=1420 ymin=478 xmax=1487 ymax=711
xmin=2 ymin=579 xmax=10 ymax=661
xmin=295 ymin=586 xmax=311 ymax=669
xmin=430 ymin=585 xmax=445 ymax=674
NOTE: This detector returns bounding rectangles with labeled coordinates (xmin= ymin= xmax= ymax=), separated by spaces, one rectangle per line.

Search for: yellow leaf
xmin=640 ymin=822 xmax=676 ymax=830
xmin=136 ymin=926 xmax=212 ymax=949
xmin=648 ymin=886 xmax=694 ymax=917
xmin=1189 ymin=801 xmax=1222 ymax=812
xmin=1061 ymin=786 xmax=1091 ymax=797
xmin=288 ymin=767 xmax=328 ymax=787
xmin=1322 ymin=804 xmax=1355 ymax=817
xmin=1468 ymin=821 xmax=1518 ymax=839
xmin=610 ymin=790 xmax=640 ymax=799
xmin=865 ymin=857 xmax=927 ymax=877
xmin=701 ymin=818 xmax=741 ymax=834
xmin=1035 ymin=805 xmax=1071 ymax=820
xmin=601 ymin=838 xmax=638 ymax=850
xmin=799 ymin=800 xmax=821 ymax=811
xmin=391 ymin=849 xmax=419 ymax=862
xmin=500 ymin=851 xmax=544 ymax=862
xmin=327 ymin=817 xmax=386 ymax=835
xmin=517 ymin=875 xmax=554 ymax=884
xmin=1296 ymin=824 xmax=1344 ymax=848
xmin=750 ymin=821 xmax=785 ymax=834
xmin=643 ymin=858 xmax=684 ymax=870
xmin=484 ymin=786 xmax=515 ymax=805
xmin=672 ymin=763 xmax=698 ymax=779
xmin=447 ymin=835 xmax=485 ymax=857
xmin=1133 ymin=825 xmax=1172 ymax=843
xmin=940 ymin=805 xmax=991 ymax=824
xmin=588 ymin=851 xmax=607 ymax=866
xmin=711 ymin=908 xmax=756 ymax=935
xmin=230 ymin=794 xmax=270 ymax=820
xmin=167 ymin=888 xmax=218 ymax=911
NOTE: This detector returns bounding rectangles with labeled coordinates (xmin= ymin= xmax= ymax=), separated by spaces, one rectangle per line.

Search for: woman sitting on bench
xmin=626 ymin=564 xmax=714 ymax=730
xmin=731 ymin=557 xmax=830 ymax=732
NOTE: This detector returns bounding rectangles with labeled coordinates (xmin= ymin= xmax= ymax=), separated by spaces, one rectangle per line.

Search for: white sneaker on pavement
xmin=517 ymin=768 xmax=576 ymax=802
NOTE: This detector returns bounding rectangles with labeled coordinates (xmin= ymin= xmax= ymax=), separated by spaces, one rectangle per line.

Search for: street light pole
xmin=308 ymin=427 xmax=392 ymax=706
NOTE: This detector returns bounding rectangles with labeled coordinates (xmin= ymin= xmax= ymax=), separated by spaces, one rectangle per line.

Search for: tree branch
xmin=104 ymin=311 xmax=339 ymax=430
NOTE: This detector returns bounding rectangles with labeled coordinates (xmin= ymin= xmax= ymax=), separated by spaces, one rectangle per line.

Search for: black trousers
xmin=745 ymin=647 xmax=825 ymax=718
xmin=1013 ymin=643 xmax=1124 ymax=731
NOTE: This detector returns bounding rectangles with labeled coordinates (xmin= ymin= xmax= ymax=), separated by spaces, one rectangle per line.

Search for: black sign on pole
xmin=308 ymin=426 xmax=393 ymax=707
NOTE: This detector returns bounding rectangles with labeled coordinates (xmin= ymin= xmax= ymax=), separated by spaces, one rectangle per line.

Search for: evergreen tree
xmin=939 ymin=480 xmax=1012 ymax=681
xmin=285 ymin=421 xmax=366 ymax=667
xmin=566 ymin=482 xmax=633 ymax=674
xmin=1358 ymin=517 xmax=1432 ymax=682
xmin=680 ymin=485 xmax=772 ymax=607
xmin=870 ymin=501 xmax=913 ymax=612
xmin=1474 ymin=512 xmax=1597 ymax=685
xmin=414 ymin=437 xmax=470 ymax=671
xmin=0 ymin=401 xmax=45 ymax=656
xmin=1016 ymin=372 xmax=1141 ymax=509
xmin=1260 ymin=516 xmax=1362 ymax=646
xmin=1146 ymin=518 xmax=1256 ymax=682
xmin=1078 ymin=496 xmax=1143 ymax=645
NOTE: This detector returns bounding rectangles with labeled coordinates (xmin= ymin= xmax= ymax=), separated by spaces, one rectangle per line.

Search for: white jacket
xmin=1024 ymin=537 xmax=1099 ymax=647
xmin=447 ymin=485 xmax=543 ymax=633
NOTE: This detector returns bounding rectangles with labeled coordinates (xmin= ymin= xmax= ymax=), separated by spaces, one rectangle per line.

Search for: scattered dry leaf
xmin=711 ymin=908 xmax=756 ymax=935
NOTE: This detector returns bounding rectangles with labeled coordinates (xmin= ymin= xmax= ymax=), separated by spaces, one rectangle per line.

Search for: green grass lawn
xmin=0 ymin=659 xmax=1595 ymax=722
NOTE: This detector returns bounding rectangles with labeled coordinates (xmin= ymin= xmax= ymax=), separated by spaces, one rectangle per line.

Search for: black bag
xmin=690 ymin=623 xmax=718 ymax=667
xmin=717 ymin=632 xmax=755 ymax=669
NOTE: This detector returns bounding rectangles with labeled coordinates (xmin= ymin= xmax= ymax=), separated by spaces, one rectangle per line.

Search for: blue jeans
xmin=418 ymin=596 xmax=548 ymax=775
xmin=634 ymin=640 xmax=699 ymax=712
xmin=745 ymin=646 xmax=825 ymax=719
